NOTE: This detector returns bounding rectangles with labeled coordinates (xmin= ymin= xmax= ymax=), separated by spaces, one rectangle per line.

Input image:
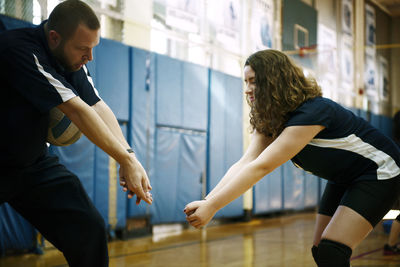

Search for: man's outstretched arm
xmin=58 ymin=96 xmax=152 ymax=204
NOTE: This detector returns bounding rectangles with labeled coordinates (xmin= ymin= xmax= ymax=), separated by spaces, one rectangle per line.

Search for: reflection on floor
xmin=1 ymin=212 xmax=399 ymax=267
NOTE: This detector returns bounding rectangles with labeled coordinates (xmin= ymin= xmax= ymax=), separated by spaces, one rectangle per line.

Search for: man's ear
xmin=48 ymin=30 xmax=62 ymax=49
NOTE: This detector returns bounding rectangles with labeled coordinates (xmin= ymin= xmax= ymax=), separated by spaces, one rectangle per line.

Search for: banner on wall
xmin=250 ymin=0 xmax=274 ymax=51
xmin=365 ymin=4 xmax=376 ymax=46
xmin=208 ymin=0 xmax=241 ymax=53
xmin=317 ymin=24 xmax=337 ymax=100
xmin=378 ymin=56 xmax=389 ymax=102
xmin=342 ymin=0 xmax=353 ymax=36
xmin=365 ymin=46 xmax=377 ymax=98
xmin=340 ymin=35 xmax=354 ymax=91
xmin=165 ymin=0 xmax=202 ymax=33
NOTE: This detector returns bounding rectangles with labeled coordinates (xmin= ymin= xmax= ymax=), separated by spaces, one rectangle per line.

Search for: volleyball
xmin=47 ymin=107 xmax=82 ymax=146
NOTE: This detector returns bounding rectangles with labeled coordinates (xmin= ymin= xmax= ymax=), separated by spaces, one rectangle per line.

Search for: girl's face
xmin=244 ymin=65 xmax=256 ymax=103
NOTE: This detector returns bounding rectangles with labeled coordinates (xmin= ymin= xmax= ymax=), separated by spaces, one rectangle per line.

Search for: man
xmin=0 ymin=1 xmax=152 ymax=266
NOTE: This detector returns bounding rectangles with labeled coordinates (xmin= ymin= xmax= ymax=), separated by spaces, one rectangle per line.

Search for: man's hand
xmin=119 ymin=156 xmax=152 ymax=204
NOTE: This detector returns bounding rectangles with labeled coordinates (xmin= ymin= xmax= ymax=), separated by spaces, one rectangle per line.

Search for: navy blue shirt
xmin=0 ymin=21 xmax=100 ymax=168
xmin=286 ymin=97 xmax=400 ymax=183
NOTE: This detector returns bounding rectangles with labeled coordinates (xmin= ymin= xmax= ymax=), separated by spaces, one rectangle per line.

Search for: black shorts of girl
xmin=318 ymin=175 xmax=400 ymax=227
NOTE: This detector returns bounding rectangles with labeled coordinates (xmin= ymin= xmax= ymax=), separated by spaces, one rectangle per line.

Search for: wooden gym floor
xmin=0 ymin=212 xmax=399 ymax=267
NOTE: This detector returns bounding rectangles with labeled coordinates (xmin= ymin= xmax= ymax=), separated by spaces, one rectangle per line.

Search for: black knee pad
xmin=316 ymin=239 xmax=352 ymax=267
xmin=311 ymin=245 xmax=319 ymax=265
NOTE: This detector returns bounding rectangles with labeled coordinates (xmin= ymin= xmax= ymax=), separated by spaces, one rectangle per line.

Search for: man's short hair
xmin=47 ymin=0 xmax=100 ymax=40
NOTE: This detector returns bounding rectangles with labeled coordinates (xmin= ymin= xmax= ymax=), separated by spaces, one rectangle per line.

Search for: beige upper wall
xmin=119 ymin=0 xmax=398 ymax=115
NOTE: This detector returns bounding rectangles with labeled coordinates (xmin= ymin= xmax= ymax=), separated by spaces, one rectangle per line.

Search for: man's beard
xmin=53 ymin=44 xmax=78 ymax=72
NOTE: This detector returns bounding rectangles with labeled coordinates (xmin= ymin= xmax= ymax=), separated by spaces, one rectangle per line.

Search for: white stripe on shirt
xmin=82 ymin=65 xmax=101 ymax=99
xmin=33 ymin=54 xmax=76 ymax=102
xmin=309 ymin=134 xmax=400 ymax=180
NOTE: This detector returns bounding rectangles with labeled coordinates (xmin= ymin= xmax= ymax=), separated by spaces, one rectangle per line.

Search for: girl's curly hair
xmin=245 ymin=49 xmax=322 ymax=138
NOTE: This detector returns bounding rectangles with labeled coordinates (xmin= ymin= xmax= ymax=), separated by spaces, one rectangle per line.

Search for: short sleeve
xmin=5 ymin=46 xmax=77 ymax=112
xmin=65 ymin=65 xmax=101 ymax=106
xmin=285 ymin=97 xmax=334 ymax=128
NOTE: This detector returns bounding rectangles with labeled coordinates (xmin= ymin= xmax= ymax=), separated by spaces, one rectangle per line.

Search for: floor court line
xmin=351 ymin=247 xmax=383 ymax=261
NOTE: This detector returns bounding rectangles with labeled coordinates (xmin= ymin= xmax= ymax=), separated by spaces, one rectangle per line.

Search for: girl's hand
xmin=184 ymin=200 xmax=218 ymax=228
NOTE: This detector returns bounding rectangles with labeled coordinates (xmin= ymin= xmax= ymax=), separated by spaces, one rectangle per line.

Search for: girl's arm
xmin=205 ymin=130 xmax=273 ymax=200
xmin=185 ymin=125 xmax=324 ymax=228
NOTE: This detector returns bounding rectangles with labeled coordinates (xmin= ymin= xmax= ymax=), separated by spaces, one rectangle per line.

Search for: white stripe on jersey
xmin=82 ymin=65 xmax=101 ymax=99
xmin=33 ymin=54 xmax=76 ymax=102
xmin=309 ymin=134 xmax=400 ymax=180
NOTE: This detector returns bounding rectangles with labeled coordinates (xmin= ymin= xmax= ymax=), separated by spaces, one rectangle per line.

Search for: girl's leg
xmin=313 ymin=214 xmax=331 ymax=246
xmin=314 ymin=205 xmax=372 ymax=267
xmin=388 ymin=216 xmax=400 ymax=247
xmin=314 ymin=177 xmax=400 ymax=266
xmin=321 ymin=205 xmax=373 ymax=249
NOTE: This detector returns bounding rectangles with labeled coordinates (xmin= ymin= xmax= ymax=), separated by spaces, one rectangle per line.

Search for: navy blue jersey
xmin=285 ymin=97 xmax=400 ymax=183
xmin=0 ymin=21 xmax=100 ymax=168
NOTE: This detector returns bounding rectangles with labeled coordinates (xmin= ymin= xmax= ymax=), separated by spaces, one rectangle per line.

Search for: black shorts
xmin=318 ymin=176 xmax=400 ymax=227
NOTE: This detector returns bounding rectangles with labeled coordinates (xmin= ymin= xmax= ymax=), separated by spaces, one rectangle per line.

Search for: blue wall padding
xmin=282 ymin=162 xmax=305 ymax=210
xmin=177 ymin=133 xmax=206 ymax=213
xmin=151 ymin=128 xmax=206 ymax=223
xmin=359 ymin=110 xmax=368 ymax=121
xmin=370 ymin=112 xmax=380 ymax=129
xmin=93 ymin=123 xmax=128 ymax=229
xmin=319 ymin=179 xmax=328 ymax=202
xmin=208 ymin=70 xmax=243 ymax=218
xmin=225 ymin=75 xmax=244 ymax=165
xmin=156 ymin=55 xmax=182 ymax=127
xmin=155 ymin=55 xmax=209 ymax=130
xmin=304 ymin=172 xmax=319 ymax=207
xmin=127 ymin=48 xmax=155 ymax=218
xmin=151 ymin=129 xmax=180 ymax=223
xmin=93 ymin=39 xmax=130 ymax=121
xmin=0 ymin=204 xmax=38 ymax=256
xmin=0 ymin=14 xmax=34 ymax=31
xmin=49 ymin=137 xmax=96 ymax=200
xmin=345 ymin=106 xmax=359 ymax=116
xmin=182 ymin=62 xmax=209 ymax=130
xmin=253 ymin=167 xmax=283 ymax=214
xmin=381 ymin=115 xmax=393 ymax=138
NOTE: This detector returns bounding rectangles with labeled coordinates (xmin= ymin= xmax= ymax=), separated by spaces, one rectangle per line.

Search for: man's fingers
xmin=127 ymin=191 xmax=135 ymax=199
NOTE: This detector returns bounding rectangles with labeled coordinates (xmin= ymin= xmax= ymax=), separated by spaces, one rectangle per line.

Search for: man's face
xmin=53 ymin=23 xmax=100 ymax=72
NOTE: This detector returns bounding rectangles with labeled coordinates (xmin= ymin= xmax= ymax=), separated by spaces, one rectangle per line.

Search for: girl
xmin=184 ymin=49 xmax=400 ymax=267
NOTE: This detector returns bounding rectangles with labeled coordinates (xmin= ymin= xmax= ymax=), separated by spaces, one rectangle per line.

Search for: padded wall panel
xmin=208 ymin=70 xmax=243 ymax=218
xmin=156 ymin=55 xmax=182 ymax=127
xmin=151 ymin=128 xmax=206 ymax=224
xmin=346 ymin=106 xmax=359 ymax=116
xmin=49 ymin=137 xmax=95 ymax=200
xmin=128 ymin=48 xmax=155 ymax=218
xmin=93 ymin=123 xmax=128 ymax=230
xmin=177 ymin=133 xmax=206 ymax=214
xmin=359 ymin=110 xmax=368 ymax=121
xmin=370 ymin=112 xmax=380 ymax=129
xmin=319 ymin=179 xmax=328 ymax=201
xmin=381 ymin=115 xmax=393 ymax=138
xmin=304 ymin=172 xmax=319 ymax=208
xmin=94 ymin=39 xmax=130 ymax=121
xmin=151 ymin=129 xmax=180 ymax=223
xmin=225 ymin=75 xmax=243 ymax=165
xmin=182 ymin=62 xmax=209 ymax=130
xmin=282 ymin=162 xmax=305 ymax=210
xmin=0 ymin=14 xmax=34 ymax=31
xmin=0 ymin=204 xmax=38 ymax=256
xmin=253 ymin=167 xmax=283 ymax=214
